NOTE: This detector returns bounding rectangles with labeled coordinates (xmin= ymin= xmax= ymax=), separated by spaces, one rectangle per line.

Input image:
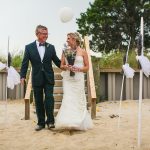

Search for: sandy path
xmin=0 ymin=99 xmax=150 ymax=150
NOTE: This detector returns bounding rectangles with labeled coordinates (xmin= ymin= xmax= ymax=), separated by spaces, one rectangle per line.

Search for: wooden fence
xmin=100 ymin=68 xmax=150 ymax=101
xmin=1 ymin=69 xmax=150 ymax=101
xmin=0 ymin=71 xmax=24 ymax=100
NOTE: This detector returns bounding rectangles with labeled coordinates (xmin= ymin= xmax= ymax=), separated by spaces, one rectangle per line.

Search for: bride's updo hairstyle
xmin=67 ymin=32 xmax=82 ymax=46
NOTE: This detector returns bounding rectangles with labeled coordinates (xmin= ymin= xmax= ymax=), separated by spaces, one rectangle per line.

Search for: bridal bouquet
xmin=63 ymin=44 xmax=77 ymax=76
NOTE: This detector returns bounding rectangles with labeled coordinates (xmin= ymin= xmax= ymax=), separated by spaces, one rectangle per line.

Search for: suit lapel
xmin=33 ymin=41 xmax=42 ymax=62
xmin=43 ymin=42 xmax=49 ymax=61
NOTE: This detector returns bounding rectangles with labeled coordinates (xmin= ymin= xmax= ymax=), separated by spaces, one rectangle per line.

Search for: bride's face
xmin=67 ymin=35 xmax=76 ymax=48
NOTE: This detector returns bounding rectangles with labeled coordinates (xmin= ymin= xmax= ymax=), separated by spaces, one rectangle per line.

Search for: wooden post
xmin=108 ymin=73 xmax=116 ymax=101
xmin=93 ymin=58 xmax=100 ymax=102
xmin=126 ymin=78 xmax=133 ymax=100
xmin=84 ymin=36 xmax=97 ymax=119
xmin=24 ymin=70 xmax=32 ymax=120
xmin=25 ymin=99 xmax=30 ymax=120
xmin=91 ymin=98 xmax=96 ymax=119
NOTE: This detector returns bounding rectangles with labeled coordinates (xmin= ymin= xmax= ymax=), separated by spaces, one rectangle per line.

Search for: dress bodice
xmin=65 ymin=55 xmax=84 ymax=68
xmin=73 ymin=55 xmax=84 ymax=68
xmin=62 ymin=56 xmax=84 ymax=81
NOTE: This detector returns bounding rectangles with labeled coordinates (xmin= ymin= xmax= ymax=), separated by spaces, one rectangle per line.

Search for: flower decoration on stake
xmin=137 ymin=34 xmax=142 ymax=56
xmin=136 ymin=33 xmax=150 ymax=77
xmin=63 ymin=43 xmax=77 ymax=76
xmin=0 ymin=52 xmax=20 ymax=90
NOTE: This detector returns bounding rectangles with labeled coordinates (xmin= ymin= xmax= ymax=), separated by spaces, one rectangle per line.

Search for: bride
xmin=55 ymin=32 xmax=93 ymax=130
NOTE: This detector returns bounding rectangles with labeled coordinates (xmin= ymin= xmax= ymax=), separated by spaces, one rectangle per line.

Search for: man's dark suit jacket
xmin=20 ymin=41 xmax=61 ymax=86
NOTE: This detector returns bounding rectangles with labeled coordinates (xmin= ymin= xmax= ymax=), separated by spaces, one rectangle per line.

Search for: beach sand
xmin=0 ymin=99 xmax=150 ymax=150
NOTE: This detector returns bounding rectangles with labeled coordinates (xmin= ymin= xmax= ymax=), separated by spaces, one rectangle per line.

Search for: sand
xmin=0 ymin=99 xmax=150 ymax=150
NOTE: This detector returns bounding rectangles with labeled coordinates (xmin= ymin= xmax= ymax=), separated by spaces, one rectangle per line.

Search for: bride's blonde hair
xmin=67 ymin=32 xmax=82 ymax=46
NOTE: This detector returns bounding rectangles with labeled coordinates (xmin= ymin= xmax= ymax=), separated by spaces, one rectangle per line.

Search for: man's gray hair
xmin=35 ymin=25 xmax=47 ymax=35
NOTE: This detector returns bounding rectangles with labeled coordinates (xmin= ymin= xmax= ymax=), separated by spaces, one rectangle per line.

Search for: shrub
xmin=92 ymin=49 xmax=150 ymax=69
xmin=0 ymin=51 xmax=23 ymax=68
xmin=12 ymin=55 xmax=23 ymax=68
xmin=0 ymin=56 xmax=6 ymax=63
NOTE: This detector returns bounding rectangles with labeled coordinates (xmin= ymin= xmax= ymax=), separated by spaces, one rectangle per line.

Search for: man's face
xmin=37 ymin=28 xmax=48 ymax=43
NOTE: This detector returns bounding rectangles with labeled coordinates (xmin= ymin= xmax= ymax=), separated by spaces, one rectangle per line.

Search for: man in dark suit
xmin=20 ymin=25 xmax=61 ymax=131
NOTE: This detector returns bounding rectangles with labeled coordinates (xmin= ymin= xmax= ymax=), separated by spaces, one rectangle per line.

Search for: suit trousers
xmin=33 ymin=72 xmax=54 ymax=126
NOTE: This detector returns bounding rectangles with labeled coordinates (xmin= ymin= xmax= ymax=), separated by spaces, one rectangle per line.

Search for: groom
xmin=20 ymin=25 xmax=61 ymax=131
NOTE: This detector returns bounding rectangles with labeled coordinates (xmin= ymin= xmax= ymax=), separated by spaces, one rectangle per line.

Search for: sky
xmin=0 ymin=0 xmax=94 ymax=58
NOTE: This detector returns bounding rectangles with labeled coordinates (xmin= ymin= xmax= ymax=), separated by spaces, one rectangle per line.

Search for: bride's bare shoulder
xmin=78 ymin=48 xmax=86 ymax=55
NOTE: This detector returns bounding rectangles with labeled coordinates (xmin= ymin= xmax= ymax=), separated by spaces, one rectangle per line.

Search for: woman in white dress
xmin=55 ymin=32 xmax=93 ymax=130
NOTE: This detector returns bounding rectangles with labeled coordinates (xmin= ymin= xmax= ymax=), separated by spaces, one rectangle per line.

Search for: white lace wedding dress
xmin=55 ymin=56 xmax=93 ymax=130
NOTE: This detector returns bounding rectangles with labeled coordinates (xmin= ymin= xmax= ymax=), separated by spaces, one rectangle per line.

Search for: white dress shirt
xmin=36 ymin=41 xmax=45 ymax=61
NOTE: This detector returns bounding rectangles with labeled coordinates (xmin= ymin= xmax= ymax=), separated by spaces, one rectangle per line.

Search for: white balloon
xmin=59 ymin=7 xmax=74 ymax=23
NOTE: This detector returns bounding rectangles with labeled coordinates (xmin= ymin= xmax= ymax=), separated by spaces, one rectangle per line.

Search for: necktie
xmin=39 ymin=43 xmax=45 ymax=46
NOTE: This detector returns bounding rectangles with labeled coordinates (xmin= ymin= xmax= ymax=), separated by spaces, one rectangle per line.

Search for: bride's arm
xmin=80 ymin=50 xmax=89 ymax=72
xmin=60 ymin=53 xmax=70 ymax=71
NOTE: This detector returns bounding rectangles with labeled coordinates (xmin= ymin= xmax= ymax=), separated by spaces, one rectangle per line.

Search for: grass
xmin=0 ymin=54 xmax=23 ymax=68
xmin=92 ymin=49 xmax=150 ymax=69
xmin=1 ymin=49 xmax=150 ymax=69
xmin=11 ymin=55 xmax=23 ymax=68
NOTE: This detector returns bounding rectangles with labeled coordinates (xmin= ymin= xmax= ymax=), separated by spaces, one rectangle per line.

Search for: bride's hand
xmin=71 ymin=66 xmax=81 ymax=72
xmin=64 ymin=65 xmax=72 ymax=71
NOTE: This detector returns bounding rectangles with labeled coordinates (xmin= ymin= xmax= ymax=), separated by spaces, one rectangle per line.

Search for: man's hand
xmin=61 ymin=64 xmax=72 ymax=71
xmin=20 ymin=78 xmax=25 ymax=85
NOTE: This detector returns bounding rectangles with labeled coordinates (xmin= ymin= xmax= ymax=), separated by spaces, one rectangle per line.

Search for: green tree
xmin=77 ymin=0 xmax=150 ymax=53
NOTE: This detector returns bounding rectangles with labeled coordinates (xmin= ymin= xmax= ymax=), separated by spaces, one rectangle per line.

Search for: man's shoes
xmin=47 ymin=123 xmax=55 ymax=129
xmin=35 ymin=125 xmax=45 ymax=131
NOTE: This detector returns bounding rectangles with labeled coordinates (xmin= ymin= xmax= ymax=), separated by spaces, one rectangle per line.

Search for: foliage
xmin=0 ymin=56 xmax=6 ymax=63
xmin=77 ymin=0 xmax=150 ymax=53
xmin=92 ymin=49 xmax=142 ymax=69
xmin=11 ymin=54 xmax=23 ymax=68
xmin=99 ymin=50 xmax=124 ymax=69
xmin=0 ymin=53 xmax=23 ymax=68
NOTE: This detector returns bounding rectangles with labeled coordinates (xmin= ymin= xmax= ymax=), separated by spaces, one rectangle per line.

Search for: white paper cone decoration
xmin=59 ymin=7 xmax=74 ymax=23
xmin=0 ymin=62 xmax=6 ymax=70
xmin=122 ymin=63 xmax=135 ymax=78
xmin=136 ymin=55 xmax=150 ymax=77
xmin=0 ymin=61 xmax=20 ymax=89
xmin=7 ymin=66 xmax=20 ymax=89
